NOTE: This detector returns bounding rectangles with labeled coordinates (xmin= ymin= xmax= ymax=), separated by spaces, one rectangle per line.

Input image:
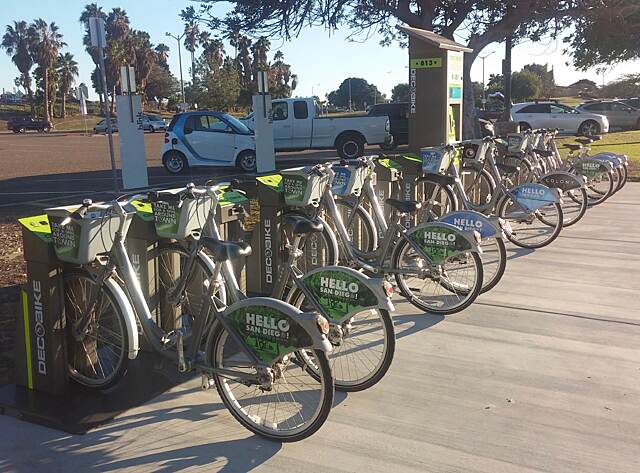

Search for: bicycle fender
xmin=302 ymin=266 xmax=394 ymax=324
xmin=539 ymin=171 xmax=585 ymax=192
xmin=105 ymin=277 xmax=139 ymax=360
xmin=221 ymin=297 xmax=332 ymax=364
xmin=405 ymin=222 xmax=480 ymax=265
xmin=589 ymin=153 xmax=623 ymax=167
xmin=573 ymin=158 xmax=612 ymax=179
xmin=509 ymin=183 xmax=560 ymax=212
xmin=440 ymin=210 xmax=500 ymax=240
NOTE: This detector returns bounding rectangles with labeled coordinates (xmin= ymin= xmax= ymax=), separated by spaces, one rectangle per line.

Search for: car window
xmin=272 ymin=102 xmax=288 ymax=121
xmin=550 ymin=104 xmax=576 ymax=114
xmin=167 ymin=115 xmax=179 ymax=131
xmin=610 ymin=102 xmax=632 ymax=112
xmin=194 ymin=115 xmax=229 ymax=132
xmin=517 ymin=104 xmax=549 ymax=113
xmin=147 ymin=114 xmax=162 ymax=121
xmin=368 ymin=105 xmax=387 ymax=116
xmin=293 ymin=100 xmax=308 ymax=119
xmin=583 ymin=103 xmax=607 ymax=111
xmin=223 ymin=114 xmax=252 ymax=134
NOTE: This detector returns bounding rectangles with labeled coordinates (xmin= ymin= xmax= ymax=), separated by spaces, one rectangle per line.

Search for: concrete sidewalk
xmin=1 ymin=185 xmax=640 ymax=473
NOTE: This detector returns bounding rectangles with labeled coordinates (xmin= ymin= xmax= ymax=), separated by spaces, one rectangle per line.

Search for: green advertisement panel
xmin=227 ymin=305 xmax=313 ymax=363
xmin=152 ymin=200 xmax=181 ymax=236
xmin=303 ymin=269 xmax=379 ymax=321
xmin=410 ymin=225 xmax=472 ymax=264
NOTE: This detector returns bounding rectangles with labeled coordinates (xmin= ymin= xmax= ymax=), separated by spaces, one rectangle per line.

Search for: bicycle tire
xmin=333 ymin=199 xmax=378 ymax=260
xmin=479 ymin=237 xmax=507 ymax=294
xmin=289 ymin=288 xmax=395 ymax=392
xmin=556 ymin=187 xmax=588 ymax=227
xmin=63 ymin=270 xmax=130 ymax=390
xmin=498 ymin=198 xmax=563 ymax=249
xmin=392 ymin=240 xmax=483 ymax=315
xmin=284 ymin=211 xmax=339 ymax=272
xmin=417 ymin=181 xmax=459 ymax=220
xmin=209 ymin=322 xmax=334 ymax=442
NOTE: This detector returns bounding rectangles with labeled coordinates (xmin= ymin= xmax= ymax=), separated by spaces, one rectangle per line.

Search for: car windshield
xmin=147 ymin=115 xmax=162 ymax=121
xmin=223 ymin=114 xmax=252 ymax=134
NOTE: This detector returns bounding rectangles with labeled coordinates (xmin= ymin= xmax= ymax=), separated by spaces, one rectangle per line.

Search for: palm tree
xmin=130 ymin=30 xmax=156 ymax=99
xmin=105 ymin=8 xmax=131 ymax=112
xmin=183 ymin=21 xmax=200 ymax=89
xmin=155 ymin=43 xmax=170 ymax=69
xmin=79 ymin=3 xmax=107 ymax=108
xmin=28 ymin=19 xmax=65 ymax=121
xmin=57 ymin=52 xmax=78 ymax=118
xmin=2 ymin=21 xmax=35 ymax=114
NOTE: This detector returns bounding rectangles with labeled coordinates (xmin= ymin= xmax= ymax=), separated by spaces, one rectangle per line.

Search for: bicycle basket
xmin=281 ymin=167 xmax=330 ymax=207
xmin=152 ymin=188 xmax=213 ymax=239
xmin=331 ymin=165 xmax=369 ymax=197
xmin=46 ymin=205 xmax=133 ymax=265
xmin=421 ymin=146 xmax=452 ymax=174
xmin=507 ymin=133 xmax=527 ymax=155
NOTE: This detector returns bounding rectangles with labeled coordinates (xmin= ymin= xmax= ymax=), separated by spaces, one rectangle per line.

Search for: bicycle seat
xmin=496 ymin=162 xmax=520 ymax=174
xmin=591 ymin=135 xmax=602 ymax=141
xmin=417 ymin=173 xmax=455 ymax=187
xmin=534 ymin=149 xmax=554 ymax=157
xmin=201 ymin=237 xmax=251 ymax=262
xmin=563 ymin=144 xmax=582 ymax=152
xmin=283 ymin=214 xmax=324 ymax=235
xmin=385 ymin=198 xmax=421 ymax=214
xmin=575 ymin=138 xmax=592 ymax=146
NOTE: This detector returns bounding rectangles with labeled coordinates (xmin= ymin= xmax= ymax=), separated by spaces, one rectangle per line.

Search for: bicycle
xmin=417 ymin=140 xmax=564 ymax=249
xmin=330 ymin=156 xmax=509 ymax=294
xmin=193 ymin=179 xmax=397 ymax=393
xmin=488 ymin=131 xmax=589 ymax=227
xmin=295 ymin=164 xmax=485 ymax=315
xmin=47 ymin=187 xmax=335 ymax=442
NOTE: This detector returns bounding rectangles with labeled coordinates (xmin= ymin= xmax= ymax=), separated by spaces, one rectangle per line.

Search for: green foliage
xmin=511 ymin=71 xmax=541 ymax=102
xmin=391 ymin=83 xmax=409 ymax=102
xmin=601 ymin=74 xmax=640 ymax=99
xmin=566 ymin=1 xmax=640 ymax=70
xmin=522 ymin=63 xmax=555 ymax=96
xmin=192 ymin=59 xmax=241 ymax=111
xmin=327 ymin=78 xmax=385 ymax=110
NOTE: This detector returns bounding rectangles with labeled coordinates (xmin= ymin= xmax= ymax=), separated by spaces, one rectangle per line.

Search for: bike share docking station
xmin=0 ymin=192 xmax=248 ymax=434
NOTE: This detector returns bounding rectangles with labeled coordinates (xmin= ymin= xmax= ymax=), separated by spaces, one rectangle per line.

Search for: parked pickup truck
xmin=7 ymin=116 xmax=53 ymax=133
xmin=243 ymin=97 xmax=392 ymax=158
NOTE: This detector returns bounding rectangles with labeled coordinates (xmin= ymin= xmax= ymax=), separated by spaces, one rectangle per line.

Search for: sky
xmin=1 ymin=0 xmax=639 ymax=102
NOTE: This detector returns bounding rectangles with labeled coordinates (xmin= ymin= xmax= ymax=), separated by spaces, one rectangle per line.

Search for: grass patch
xmin=52 ymin=116 xmax=101 ymax=132
xmin=556 ymin=130 xmax=640 ymax=179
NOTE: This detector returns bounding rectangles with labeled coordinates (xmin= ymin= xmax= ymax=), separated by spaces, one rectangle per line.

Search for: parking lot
xmin=0 ymin=132 xmax=391 ymax=212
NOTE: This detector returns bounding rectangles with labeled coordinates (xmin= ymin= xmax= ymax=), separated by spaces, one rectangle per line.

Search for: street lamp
xmin=166 ymin=31 xmax=186 ymax=105
xmin=479 ymin=51 xmax=495 ymax=107
xmin=311 ymin=83 xmax=321 ymax=98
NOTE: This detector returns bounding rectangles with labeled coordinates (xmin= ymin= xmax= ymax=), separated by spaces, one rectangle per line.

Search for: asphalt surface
xmin=1 ymin=184 xmax=639 ymax=472
xmin=0 ymin=132 xmax=398 ymax=212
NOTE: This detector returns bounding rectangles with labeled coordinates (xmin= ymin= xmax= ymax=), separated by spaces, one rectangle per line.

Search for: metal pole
xmin=503 ymin=35 xmax=513 ymax=122
xmin=482 ymin=57 xmax=486 ymax=104
xmin=177 ymin=39 xmax=185 ymax=104
xmin=97 ymin=39 xmax=119 ymax=194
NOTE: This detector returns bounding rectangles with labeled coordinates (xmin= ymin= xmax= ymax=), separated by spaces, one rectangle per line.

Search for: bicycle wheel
xmin=284 ymin=212 xmax=338 ymax=273
xmin=479 ymin=237 xmax=507 ymax=294
xmin=498 ymin=197 xmax=563 ymax=249
xmin=460 ymin=165 xmax=495 ymax=211
xmin=209 ymin=322 xmax=334 ymax=442
xmin=147 ymin=245 xmax=218 ymax=333
xmin=289 ymin=289 xmax=395 ymax=392
xmin=557 ymin=187 xmax=588 ymax=227
xmin=584 ymin=171 xmax=614 ymax=206
xmin=417 ymin=180 xmax=458 ymax=220
xmin=333 ymin=199 xmax=378 ymax=259
xmin=64 ymin=270 xmax=129 ymax=390
xmin=392 ymin=240 xmax=483 ymax=314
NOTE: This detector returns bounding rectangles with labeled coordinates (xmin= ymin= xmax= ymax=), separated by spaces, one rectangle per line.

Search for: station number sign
xmin=410 ymin=57 xmax=442 ymax=69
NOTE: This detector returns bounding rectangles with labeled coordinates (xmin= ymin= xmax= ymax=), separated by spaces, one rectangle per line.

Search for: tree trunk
xmin=43 ymin=69 xmax=50 ymax=122
xmin=462 ymin=56 xmax=477 ymax=139
xmin=110 ymin=85 xmax=116 ymax=114
xmin=27 ymin=87 xmax=35 ymax=116
xmin=61 ymin=92 xmax=66 ymax=118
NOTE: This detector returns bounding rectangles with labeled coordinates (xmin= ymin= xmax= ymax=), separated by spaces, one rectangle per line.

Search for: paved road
xmin=0 ymin=133 xmax=399 ymax=210
xmin=1 ymin=184 xmax=639 ymax=472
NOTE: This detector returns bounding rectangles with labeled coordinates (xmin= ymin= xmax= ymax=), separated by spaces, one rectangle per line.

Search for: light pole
xmin=311 ymin=83 xmax=320 ymax=98
xmin=479 ymin=51 xmax=494 ymax=107
xmin=166 ymin=31 xmax=186 ymax=105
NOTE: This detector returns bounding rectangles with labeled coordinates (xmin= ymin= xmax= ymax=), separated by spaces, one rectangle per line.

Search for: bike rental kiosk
xmin=395 ymin=26 xmax=472 ymax=225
